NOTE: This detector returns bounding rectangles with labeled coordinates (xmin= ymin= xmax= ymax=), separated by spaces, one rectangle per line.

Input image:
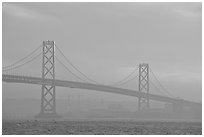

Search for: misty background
xmin=2 ymin=3 xmax=201 ymax=120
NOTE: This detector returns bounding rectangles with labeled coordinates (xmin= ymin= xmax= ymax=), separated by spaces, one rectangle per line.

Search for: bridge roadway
xmin=2 ymin=74 xmax=201 ymax=108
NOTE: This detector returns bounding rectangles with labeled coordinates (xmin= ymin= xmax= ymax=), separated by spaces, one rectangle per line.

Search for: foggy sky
xmin=2 ymin=2 xmax=202 ymax=103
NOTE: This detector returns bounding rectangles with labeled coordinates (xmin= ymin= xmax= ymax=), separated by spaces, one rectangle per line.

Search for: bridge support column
xmin=138 ymin=63 xmax=149 ymax=111
xmin=35 ymin=41 xmax=60 ymax=119
xmin=172 ymin=102 xmax=184 ymax=116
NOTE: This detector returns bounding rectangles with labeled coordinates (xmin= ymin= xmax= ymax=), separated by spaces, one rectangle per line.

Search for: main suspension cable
xmin=3 ymin=44 xmax=42 ymax=69
xmin=111 ymin=73 xmax=139 ymax=86
xmin=55 ymin=45 xmax=99 ymax=84
xmin=55 ymin=55 xmax=88 ymax=82
xmin=109 ymin=66 xmax=139 ymax=86
xmin=149 ymin=67 xmax=176 ymax=98
xmin=3 ymin=52 xmax=42 ymax=72
xmin=149 ymin=80 xmax=168 ymax=97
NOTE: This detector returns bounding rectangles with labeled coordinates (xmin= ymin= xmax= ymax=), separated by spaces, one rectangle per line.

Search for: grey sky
xmin=2 ymin=2 xmax=202 ymax=102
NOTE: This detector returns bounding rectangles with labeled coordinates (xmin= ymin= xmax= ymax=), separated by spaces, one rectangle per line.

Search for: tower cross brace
xmin=138 ymin=63 xmax=149 ymax=111
xmin=36 ymin=41 xmax=59 ymax=118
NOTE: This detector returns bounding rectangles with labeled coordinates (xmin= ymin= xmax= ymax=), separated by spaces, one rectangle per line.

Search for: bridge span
xmin=3 ymin=74 xmax=201 ymax=108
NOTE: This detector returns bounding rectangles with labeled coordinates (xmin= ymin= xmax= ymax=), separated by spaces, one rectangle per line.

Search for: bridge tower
xmin=36 ymin=41 xmax=59 ymax=118
xmin=138 ymin=63 xmax=149 ymax=111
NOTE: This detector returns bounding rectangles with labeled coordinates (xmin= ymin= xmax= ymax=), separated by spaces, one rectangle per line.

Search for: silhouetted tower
xmin=36 ymin=41 xmax=59 ymax=118
xmin=138 ymin=63 xmax=149 ymax=111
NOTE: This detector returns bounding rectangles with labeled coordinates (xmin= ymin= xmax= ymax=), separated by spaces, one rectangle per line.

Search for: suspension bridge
xmin=2 ymin=41 xmax=201 ymax=118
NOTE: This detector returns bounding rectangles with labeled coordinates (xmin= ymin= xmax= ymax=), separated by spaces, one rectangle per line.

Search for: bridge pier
xmin=164 ymin=102 xmax=184 ymax=116
xmin=172 ymin=102 xmax=184 ymax=116
xmin=35 ymin=41 xmax=60 ymax=119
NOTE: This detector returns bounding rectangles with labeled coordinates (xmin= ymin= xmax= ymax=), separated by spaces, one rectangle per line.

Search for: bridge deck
xmin=2 ymin=74 xmax=201 ymax=107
